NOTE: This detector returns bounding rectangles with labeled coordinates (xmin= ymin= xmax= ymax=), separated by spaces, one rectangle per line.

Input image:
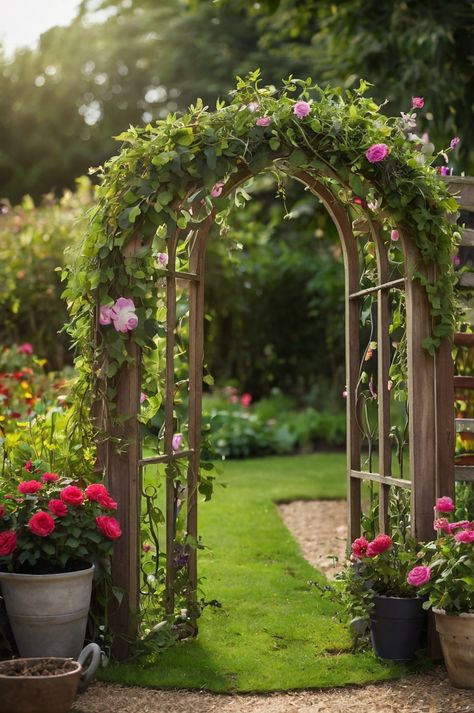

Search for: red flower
xmin=0 ymin=530 xmax=16 ymax=556
xmin=85 ymin=483 xmax=109 ymax=502
xmin=60 ymin=485 xmax=84 ymax=506
xmin=367 ymin=534 xmax=392 ymax=557
xmin=351 ymin=536 xmax=369 ymax=559
xmin=24 ymin=460 xmax=34 ymax=472
xmin=28 ymin=511 xmax=55 ymax=537
xmin=48 ymin=499 xmax=68 ymax=518
xmin=18 ymin=480 xmax=42 ymax=495
xmin=96 ymin=516 xmax=122 ymax=540
xmin=42 ymin=472 xmax=60 ymax=483
xmin=240 ymin=393 xmax=252 ymax=408
xmin=99 ymin=495 xmax=118 ymax=510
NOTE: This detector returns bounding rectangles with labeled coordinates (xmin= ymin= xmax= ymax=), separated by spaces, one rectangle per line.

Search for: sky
xmin=0 ymin=0 xmax=82 ymax=55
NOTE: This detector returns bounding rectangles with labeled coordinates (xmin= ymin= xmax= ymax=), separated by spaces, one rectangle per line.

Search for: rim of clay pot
xmin=0 ymin=658 xmax=81 ymax=679
xmin=0 ymin=564 xmax=94 ymax=581
xmin=433 ymin=608 xmax=474 ymax=617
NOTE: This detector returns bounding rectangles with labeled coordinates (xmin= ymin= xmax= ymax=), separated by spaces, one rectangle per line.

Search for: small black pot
xmin=370 ymin=595 xmax=427 ymax=662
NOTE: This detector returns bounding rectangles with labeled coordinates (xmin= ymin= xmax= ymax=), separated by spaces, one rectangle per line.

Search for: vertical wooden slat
xmin=165 ymin=230 xmax=179 ymax=615
xmin=435 ymin=336 xmax=455 ymax=500
xmin=402 ymin=237 xmax=437 ymax=541
xmin=371 ymin=222 xmax=392 ymax=533
xmin=297 ymin=172 xmax=361 ymax=542
xmin=187 ymin=222 xmax=211 ymax=615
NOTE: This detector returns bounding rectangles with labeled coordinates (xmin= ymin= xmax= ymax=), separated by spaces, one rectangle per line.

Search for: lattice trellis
xmin=94 ymin=168 xmax=461 ymax=659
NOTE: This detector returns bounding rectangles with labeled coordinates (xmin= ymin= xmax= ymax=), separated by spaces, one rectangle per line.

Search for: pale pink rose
xmin=140 ymin=392 xmax=147 ymax=404
xmin=211 ymin=181 xmax=225 ymax=198
xmin=390 ymin=229 xmax=399 ymax=242
xmin=407 ymin=565 xmax=430 ymax=586
xmin=366 ymin=143 xmax=389 ymax=163
xmin=156 ymin=252 xmax=168 ymax=268
xmin=247 ymin=102 xmax=259 ymax=112
xmin=411 ymin=97 xmax=424 ymax=109
xmin=293 ymin=100 xmax=311 ymax=118
xmin=256 ymin=116 xmax=271 ymax=127
xmin=436 ymin=496 xmax=455 ymax=513
xmin=99 ymin=305 xmax=113 ymax=325
xmin=172 ymin=433 xmax=183 ymax=452
xmin=111 ymin=298 xmax=138 ymax=333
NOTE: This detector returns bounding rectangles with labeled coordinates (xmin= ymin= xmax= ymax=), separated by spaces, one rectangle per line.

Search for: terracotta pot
xmin=434 ymin=609 xmax=474 ymax=688
xmin=0 ymin=564 xmax=94 ymax=658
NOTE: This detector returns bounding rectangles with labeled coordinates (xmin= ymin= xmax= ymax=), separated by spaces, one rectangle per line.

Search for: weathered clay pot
xmin=434 ymin=609 xmax=474 ymax=688
xmin=0 ymin=644 xmax=101 ymax=713
xmin=0 ymin=564 xmax=94 ymax=658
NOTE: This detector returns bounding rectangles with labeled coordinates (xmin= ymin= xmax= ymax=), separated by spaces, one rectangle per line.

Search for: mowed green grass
xmin=100 ymin=453 xmax=415 ymax=692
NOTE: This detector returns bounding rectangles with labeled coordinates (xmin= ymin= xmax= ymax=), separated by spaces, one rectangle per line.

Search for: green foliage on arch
xmin=63 ymin=71 xmax=460 ymax=628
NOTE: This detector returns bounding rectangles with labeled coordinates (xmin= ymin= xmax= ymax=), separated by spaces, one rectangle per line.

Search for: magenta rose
xmin=96 ymin=515 xmax=122 ymax=540
xmin=99 ymin=304 xmax=113 ymax=326
xmin=365 ymin=143 xmax=389 ymax=163
xmin=407 ymin=565 xmax=431 ymax=586
xmin=60 ymin=485 xmax=84 ymax=506
xmin=256 ymin=116 xmax=271 ymax=127
xmin=0 ymin=530 xmax=17 ymax=556
xmin=41 ymin=472 xmax=60 ymax=483
xmin=351 ymin=536 xmax=369 ymax=559
xmin=455 ymin=530 xmax=474 ymax=543
xmin=28 ymin=511 xmax=55 ymax=537
xmin=18 ymin=480 xmax=42 ymax=495
xmin=293 ymin=100 xmax=311 ymax=118
xmin=367 ymin=534 xmax=392 ymax=557
xmin=436 ymin=496 xmax=455 ymax=513
xmin=48 ymin=499 xmax=68 ymax=518
xmin=411 ymin=96 xmax=424 ymax=109
xmin=433 ymin=517 xmax=451 ymax=533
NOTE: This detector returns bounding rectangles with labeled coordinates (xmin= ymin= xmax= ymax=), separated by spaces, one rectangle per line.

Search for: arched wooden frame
xmin=103 ymin=164 xmax=454 ymax=658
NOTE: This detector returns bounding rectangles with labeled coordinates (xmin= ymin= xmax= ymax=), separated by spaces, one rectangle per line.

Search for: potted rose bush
xmin=407 ymin=496 xmax=474 ymax=688
xmin=0 ymin=460 xmax=121 ymax=659
xmin=338 ymin=532 xmax=426 ymax=661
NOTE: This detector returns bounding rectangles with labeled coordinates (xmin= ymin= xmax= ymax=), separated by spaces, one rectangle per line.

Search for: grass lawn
xmin=100 ymin=453 xmax=420 ymax=692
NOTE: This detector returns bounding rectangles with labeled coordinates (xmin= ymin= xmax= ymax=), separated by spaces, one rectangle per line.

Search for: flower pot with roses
xmin=406 ymin=496 xmax=474 ymax=688
xmin=0 ymin=461 xmax=122 ymax=659
xmin=336 ymin=532 xmax=426 ymax=661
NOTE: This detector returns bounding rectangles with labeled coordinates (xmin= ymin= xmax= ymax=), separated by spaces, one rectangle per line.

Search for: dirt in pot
xmin=0 ymin=659 xmax=77 ymax=677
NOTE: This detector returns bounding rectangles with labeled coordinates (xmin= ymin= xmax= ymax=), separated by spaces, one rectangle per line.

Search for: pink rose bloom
xmin=18 ymin=343 xmax=33 ymax=355
xmin=433 ymin=517 xmax=451 ymax=533
xmin=351 ymin=536 xmax=369 ymax=559
xmin=211 ymin=181 xmax=225 ymax=198
xmin=41 ymin=472 xmax=60 ymax=483
xmin=390 ymin=229 xmax=399 ymax=242
xmin=85 ymin=483 xmax=109 ymax=502
xmin=436 ymin=496 xmax=455 ymax=513
xmin=407 ymin=565 xmax=431 ymax=586
xmin=172 ymin=433 xmax=183 ymax=452
xmin=448 ymin=520 xmax=470 ymax=532
xmin=0 ymin=530 xmax=17 ymax=556
xmin=96 ymin=515 xmax=122 ymax=540
xmin=24 ymin=460 xmax=34 ymax=472
xmin=111 ymin=297 xmax=138 ymax=333
xmin=450 ymin=137 xmax=460 ymax=149
xmin=365 ymin=143 xmax=389 ymax=163
xmin=256 ymin=116 xmax=271 ymax=127
xmin=48 ymin=499 xmax=68 ymax=518
xmin=28 ymin=511 xmax=55 ymax=537
xmin=240 ymin=393 xmax=252 ymax=408
xmin=455 ymin=530 xmax=474 ymax=543
xmin=60 ymin=485 xmax=84 ymax=506
xmin=140 ymin=392 xmax=148 ymax=404
xmin=156 ymin=252 xmax=169 ymax=268
xmin=18 ymin=480 xmax=42 ymax=495
xmin=411 ymin=97 xmax=424 ymax=109
xmin=367 ymin=534 xmax=392 ymax=557
xmin=293 ymin=101 xmax=311 ymax=118
xmin=99 ymin=305 xmax=113 ymax=326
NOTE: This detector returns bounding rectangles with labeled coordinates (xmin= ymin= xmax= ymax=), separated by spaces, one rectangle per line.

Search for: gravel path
xmin=73 ymin=499 xmax=474 ymax=713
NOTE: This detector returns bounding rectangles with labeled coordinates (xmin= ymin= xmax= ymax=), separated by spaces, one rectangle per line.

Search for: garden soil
xmin=72 ymin=500 xmax=474 ymax=713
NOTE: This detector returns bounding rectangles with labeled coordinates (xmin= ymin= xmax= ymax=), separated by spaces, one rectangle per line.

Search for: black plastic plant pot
xmin=370 ymin=595 xmax=427 ymax=662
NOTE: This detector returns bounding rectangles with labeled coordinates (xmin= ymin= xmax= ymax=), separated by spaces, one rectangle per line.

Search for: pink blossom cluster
xmin=351 ymin=533 xmax=392 ymax=559
xmin=99 ymin=297 xmax=138 ymax=333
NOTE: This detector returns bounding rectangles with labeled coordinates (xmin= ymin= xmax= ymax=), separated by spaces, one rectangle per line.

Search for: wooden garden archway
xmin=68 ymin=77 xmax=461 ymax=658
xmin=100 ymin=162 xmax=454 ymax=658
